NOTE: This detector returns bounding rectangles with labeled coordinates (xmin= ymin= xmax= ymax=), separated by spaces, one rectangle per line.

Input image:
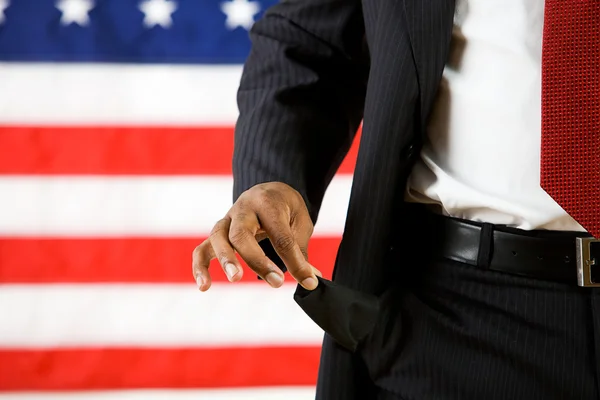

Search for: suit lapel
xmin=403 ymin=0 xmax=456 ymax=132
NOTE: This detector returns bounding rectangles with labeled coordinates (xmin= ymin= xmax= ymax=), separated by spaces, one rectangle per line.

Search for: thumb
xmin=312 ymin=265 xmax=323 ymax=278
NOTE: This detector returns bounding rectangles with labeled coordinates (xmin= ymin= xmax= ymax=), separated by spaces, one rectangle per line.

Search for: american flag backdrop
xmin=0 ymin=0 xmax=360 ymax=399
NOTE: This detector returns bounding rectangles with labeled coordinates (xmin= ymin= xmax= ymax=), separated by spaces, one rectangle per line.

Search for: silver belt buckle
xmin=575 ymin=237 xmax=600 ymax=287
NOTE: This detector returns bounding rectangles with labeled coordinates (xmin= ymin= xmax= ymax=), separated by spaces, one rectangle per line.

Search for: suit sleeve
xmin=232 ymin=0 xmax=369 ymax=271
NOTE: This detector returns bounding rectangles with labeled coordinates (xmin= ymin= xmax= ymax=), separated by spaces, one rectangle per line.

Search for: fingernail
xmin=301 ymin=276 xmax=318 ymax=290
xmin=225 ymin=263 xmax=239 ymax=280
xmin=265 ymin=272 xmax=283 ymax=287
xmin=196 ymin=275 xmax=204 ymax=288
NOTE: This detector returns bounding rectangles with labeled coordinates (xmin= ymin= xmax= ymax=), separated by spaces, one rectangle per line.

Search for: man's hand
xmin=192 ymin=182 xmax=321 ymax=292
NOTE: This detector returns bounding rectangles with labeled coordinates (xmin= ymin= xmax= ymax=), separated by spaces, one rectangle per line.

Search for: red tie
xmin=540 ymin=1 xmax=600 ymax=237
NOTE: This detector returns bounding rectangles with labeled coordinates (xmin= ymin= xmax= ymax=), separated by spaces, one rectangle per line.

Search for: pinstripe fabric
xmin=594 ymin=292 xmax=600 ymax=394
xmin=364 ymin=256 xmax=600 ymax=400
xmin=218 ymin=0 xmax=581 ymax=398
xmin=233 ymin=0 xmax=369 ymax=224
xmin=232 ymin=0 xmax=600 ymax=398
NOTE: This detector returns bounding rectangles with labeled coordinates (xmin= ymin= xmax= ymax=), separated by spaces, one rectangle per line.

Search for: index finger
xmin=227 ymin=209 xmax=286 ymax=288
xmin=257 ymin=208 xmax=318 ymax=290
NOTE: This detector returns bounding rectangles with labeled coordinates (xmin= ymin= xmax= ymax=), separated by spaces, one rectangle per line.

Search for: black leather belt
xmin=419 ymin=210 xmax=600 ymax=287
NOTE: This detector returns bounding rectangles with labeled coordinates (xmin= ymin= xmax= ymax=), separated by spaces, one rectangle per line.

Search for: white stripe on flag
xmin=0 ymin=175 xmax=351 ymax=236
xmin=0 ymin=388 xmax=315 ymax=400
xmin=0 ymin=63 xmax=242 ymax=125
xmin=0 ymin=283 xmax=323 ymax=347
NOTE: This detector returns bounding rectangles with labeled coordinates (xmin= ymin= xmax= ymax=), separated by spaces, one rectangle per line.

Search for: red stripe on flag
xmin=0 ymin=346 xmax=320 ymax=391
xmin=0 ymin=237 xmax=340 ymax=283
xmin=0 ymin=126 xmax=359 ymax=175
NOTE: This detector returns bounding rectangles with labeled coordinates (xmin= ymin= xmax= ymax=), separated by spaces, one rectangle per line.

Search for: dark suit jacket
xmin=232 ymin=1 xmax=456 ymax=398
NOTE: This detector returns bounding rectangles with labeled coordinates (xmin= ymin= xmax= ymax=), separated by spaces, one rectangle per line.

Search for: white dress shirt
xmin=404 ymin=0 xmax=586 ymax=232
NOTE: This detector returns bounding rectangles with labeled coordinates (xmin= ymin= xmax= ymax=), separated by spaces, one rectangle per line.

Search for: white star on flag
xmin=0 ymin=0 xmax=9 ymax=25
xmin=221 ymin=0 xmax=260 ymax=31
xmin=55 ymin=0 xmax=94 ymax=26
xmin=139 ymin=0 xmax=177 ymax=29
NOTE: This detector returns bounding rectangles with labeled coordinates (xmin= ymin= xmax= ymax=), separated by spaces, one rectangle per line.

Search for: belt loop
xmin=477 ymin=223 xmax=494 ymax=269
